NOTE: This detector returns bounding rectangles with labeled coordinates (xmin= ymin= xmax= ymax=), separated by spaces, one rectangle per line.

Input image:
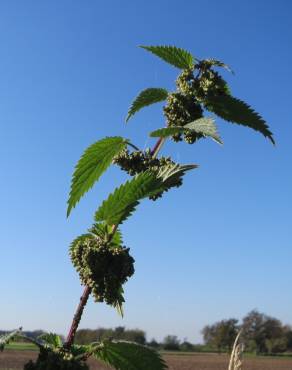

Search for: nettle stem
xmin=65 ymin=138 xmax=164 ymax=349
xmin=65 ymin=285 xmax=91 ymax=348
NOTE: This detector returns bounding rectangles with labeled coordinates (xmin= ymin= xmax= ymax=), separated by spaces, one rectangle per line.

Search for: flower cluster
xmin=70 ymin=235 xmax=134 ymax=305
xmin=113 ymin=149 xmax=183 ymax=199
xmin=163 ymin=92 xmax=203 ymax=143
xmin=163 ymin=62 xmax=229 ymax=143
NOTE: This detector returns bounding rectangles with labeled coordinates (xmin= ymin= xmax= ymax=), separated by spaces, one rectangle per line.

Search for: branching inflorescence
xmin=1 ymin=45 xmax=273 ymax=370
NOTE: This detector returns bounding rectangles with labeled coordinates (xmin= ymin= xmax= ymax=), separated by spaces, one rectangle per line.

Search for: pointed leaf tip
xmin=126 ymin=88 xmax=168 ymax=122
xmin=140 ymin=45 xmax=194 ymax=69
xmin=205 ymin=95 xmax=274 ymax=144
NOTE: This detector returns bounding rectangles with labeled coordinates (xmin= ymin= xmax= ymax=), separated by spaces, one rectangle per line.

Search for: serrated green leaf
xmin=90 ymin=223 xmax=123 ymax=246
xmin=0 ymin=328 xmax=22 ymax=352
xmin=205 ymin=95 xmax=274 ymax=144
xmin=94 ymin=171 xmax=163 ymax=226
xmin=126 ymin=88 xmax=168 ymax=122
xmin=141 ymin=45 xmax=194 ymax=69
xmin=93 ymin=341 xmax=167 ymax=370
xmin=38 ymin=333 xmax=63 ymax=348
xmin=67 ymin=136 xmax=129 ymax=217
xmin=150 ymin=117 xmax=223 ymax=144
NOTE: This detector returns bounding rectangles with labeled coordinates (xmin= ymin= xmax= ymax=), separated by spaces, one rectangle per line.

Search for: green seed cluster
xmin=163 ymin=92 xmax=203 ymax=144
xmin=163 ymin=62 xmax=229 ymax=144
xmin=113 ymin=149 xmax=183 ymax=199
xmin=113 ymin=148 xmax=159 ymax=176
xmin=176 ymin=62 xmax=229 ymax=101
xmin=24 ymin=348 xmax=89 ymax=370
xmin=193 ymin=61 xmax=229 ymax=101
xmin=176 ymin=68 xmax=196 ymax=96
xmin=70 ymin=236 xmax=134 ymax=305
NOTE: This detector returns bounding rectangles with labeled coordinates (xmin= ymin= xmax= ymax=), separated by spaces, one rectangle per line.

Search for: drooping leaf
xmin=112 ymin=286 xmax=125 ymax=317
xmin=94 ymin=171 xmax=163 ymax=226
xmin=203 ymin=59 xmax=234 ymax=73
xmin=141 ymin=45 xmax=194 ymax=69
xmin=155 ymin=162 xmax=197 ymax=193
xmin=205 ymin=95 xmax=274 ymax=144
xmin=92 ymin=341 xmax=167 ymax=370
xmin=126 ymin=88 xmax=168 ymax=122
xmin=0 ymin=328 xmax=22 ymax=351
xmin=150 ymin=117 xmax=223 ymax=144
xmin=67 ymin=136 xmax=129 ymax=217
xmin=38 ymin=333 xmax=63 ymax=348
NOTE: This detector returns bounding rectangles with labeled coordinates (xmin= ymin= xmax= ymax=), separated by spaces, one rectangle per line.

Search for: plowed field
xmin=1 ymin=350 xmax=292 ymax=370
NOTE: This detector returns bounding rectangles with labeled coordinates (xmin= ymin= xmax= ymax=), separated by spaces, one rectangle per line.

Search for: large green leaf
xmin=126 ymin=88 xmax=168 ymax=122
xmin=0 ymin=328 xmax=22 ymax=351
xmin=94 ymin=171 xmax=162 ymax=226
xmin=67 ymin=136 xmax=129 ymax=217
xmin=205 ymin=95 xmax=274 ymax=144
xmin=150 ymin=118 xmax=223 ymax=144
xmin=141 ymin=45 xmax=194 ymax=69
xmin=93 ymin=341 xmax=167 ymax=370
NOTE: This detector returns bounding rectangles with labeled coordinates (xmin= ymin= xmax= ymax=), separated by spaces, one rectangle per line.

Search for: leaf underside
xmin=67 ymin=136 xmax=128 ymax=217
xmin=205 ymin=95 xmax=274 ymax=144
xmin=157 ymin=163 xmax=198 ymax=190
xmin=150 ymin=117 xmax=223 ymax=144
xmin=140 ymin=45 xmax=194 ymax=69
xmin=126 ymin=88 xmax=168 ymax=122
xmin=93 ymin=341 xmax=167 ymax=370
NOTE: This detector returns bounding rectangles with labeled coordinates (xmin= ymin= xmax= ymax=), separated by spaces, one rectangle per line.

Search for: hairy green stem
xmin=65 ymin=137 xmax=164 ymax=349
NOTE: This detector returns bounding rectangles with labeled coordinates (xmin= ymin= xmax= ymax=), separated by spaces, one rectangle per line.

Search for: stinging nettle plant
xmin=1 ymin=45 xmax=273 ymax=369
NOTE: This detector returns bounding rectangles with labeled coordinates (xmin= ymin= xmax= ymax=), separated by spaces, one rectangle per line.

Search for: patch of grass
xmin=5 ymin=342 xmax=37 ymax=351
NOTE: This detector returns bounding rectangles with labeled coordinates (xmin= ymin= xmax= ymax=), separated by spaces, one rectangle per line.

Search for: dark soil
xmin=1 ymin=350 xmax=292 ymax=370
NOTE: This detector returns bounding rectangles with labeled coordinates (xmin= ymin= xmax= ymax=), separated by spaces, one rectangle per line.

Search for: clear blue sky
xmin=0 ymin=1 xmax=291 ymax=343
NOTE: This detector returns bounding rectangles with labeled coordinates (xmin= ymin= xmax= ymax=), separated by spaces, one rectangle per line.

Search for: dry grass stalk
xmin=228 ymin=330 xmax=244 ymax=370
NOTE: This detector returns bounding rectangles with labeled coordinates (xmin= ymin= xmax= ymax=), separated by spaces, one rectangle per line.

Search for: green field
xmin=4 ymin=342 xmax=37 ymax=351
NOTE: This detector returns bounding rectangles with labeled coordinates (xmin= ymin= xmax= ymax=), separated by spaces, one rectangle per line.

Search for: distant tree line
xmin=202 ymin=310 xmax=292 ymax=354
xmin=75 ymin=326 xmax=146 ymax=345
xmin=75 ymin=328 xmax=198 ymax=352
xmin=2 ymin=310 xmax=291 ymax=355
